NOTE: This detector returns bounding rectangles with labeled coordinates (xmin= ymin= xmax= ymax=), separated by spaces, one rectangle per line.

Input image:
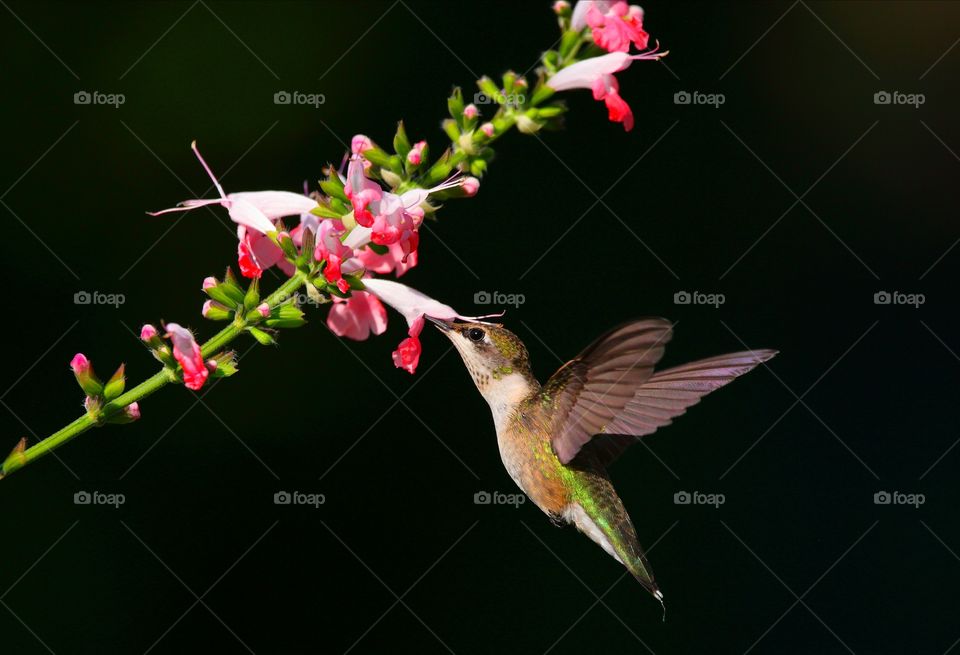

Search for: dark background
xmin=1 ymin=1 xmax=958 ymax=653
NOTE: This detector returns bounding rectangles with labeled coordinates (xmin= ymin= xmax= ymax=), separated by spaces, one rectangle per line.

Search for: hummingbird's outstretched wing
xmin=542 ymin=318 xmax=674 ymax=465
xmin=556 ymin=348 xmax=778 ymax=467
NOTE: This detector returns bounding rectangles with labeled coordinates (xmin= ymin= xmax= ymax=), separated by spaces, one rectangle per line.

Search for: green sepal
xmin=278 ymin=232 xmax=298 ymax=260
xmin=393 ymin=120 xmax=411 ymax=158
xmin=243 ymin=278 xmax=260 ymax=311
xmin=74 ymin=368 xmax=103 ymax=398
xmin=329 ymin=198 xmax=350 ymax=214
xmin=361 ymin=147 xmax=392 ymax=169
xmin=366 ymin=242 xmax=389 ymax=255
xmin=477 ymin=76 xmax=500 ymax=101
xmin=247 ymin=327 xmax=276 ymax=346
xmin=222 ymin=267 xmax=246 ymax=305
xmin=102 ymin=364 xmax=126 ymax=401
xmin=559 ymin=30 xmax=582 ymax=58
xmin=442 ymin=118 xmax=460 ymax=143
xmin=469 ymin=159 xmax=487 ymax=177
xmin=501 ymin=71 xmax=517 ymax=95
xmin=209 ymin=351 xmax=239 ymax=378
xmin=319 ymin=175 xmax=348 ymax=202
xmin=530 ymin=82 xmax=556 ymax=107
xmin=343 ymin=273 xmax=366 ymax=291
xmin=447 ymin=87 xmax=465 ymax=122
xmin=204 ymin=283 xmax=240 ymax=309
xmin=311 ymin=203 xmax=344 ymax=219
xmin=265 ymin=304 xmax=307 ymax=329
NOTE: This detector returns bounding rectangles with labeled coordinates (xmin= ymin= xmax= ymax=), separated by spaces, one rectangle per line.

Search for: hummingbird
xmin=427 ymin=316 xmax=776 ymax=608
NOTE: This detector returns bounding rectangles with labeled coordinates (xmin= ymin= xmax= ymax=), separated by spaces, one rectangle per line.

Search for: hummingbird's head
xmin=427 ymin=317 xmax=537 ymax=402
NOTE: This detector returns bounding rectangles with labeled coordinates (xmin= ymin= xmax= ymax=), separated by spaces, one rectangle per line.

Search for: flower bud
xmin=351 ymin=134 xmax=374 ymax=154
xmin=103 ymin=363 xmax=126 ymax=401
xmin=380 ymin=168 xmax=403 ymax=188
xmin=516 ymin=114 xmax=542 ymax=134
xmin=257 ymin=303 xmax=270 ymax=318
xmin=124 ymin=402 xmax=141 ymax=421
xmin=140 ymin=324 xmax=159 ymax=341
xmin=480 ymin=122 xmax=495 ymax=138
xmin=463 ymin=104 xmax=479 ymax=120
xmin=553 ymin=0 xmax=570 ymax=15
xmin=202 ymin=276 xmax=217 ymax=290
xmin=202 ymin=300 xmax=231 ymax=321
xmin=71 ymin=353 xmax=103 ymax=397
xmin=461 ymin=177 xmax=480 ymax=197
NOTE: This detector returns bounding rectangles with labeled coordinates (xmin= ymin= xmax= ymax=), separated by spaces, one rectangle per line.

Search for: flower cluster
xmin=9 ymin=0 xmax=670 ymax=479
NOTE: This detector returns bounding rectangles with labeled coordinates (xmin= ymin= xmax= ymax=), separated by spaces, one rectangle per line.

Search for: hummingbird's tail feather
xmin=567 ymin=473 xmax=664 ymax=606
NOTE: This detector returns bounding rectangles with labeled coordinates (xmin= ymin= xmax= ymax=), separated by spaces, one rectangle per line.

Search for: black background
xmin=2 ymin=1 xmax=959 ymax=653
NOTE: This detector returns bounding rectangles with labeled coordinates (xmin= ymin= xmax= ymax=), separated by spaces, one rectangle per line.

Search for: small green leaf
xmin=447 ymin=87 xmax=465 ymax=122
xmin=367 ymin=242 xmax=389 ymax=255
xmin=310 ymin=204 xmax=344 ymax=219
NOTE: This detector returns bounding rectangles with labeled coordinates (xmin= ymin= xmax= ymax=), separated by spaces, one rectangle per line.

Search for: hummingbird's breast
xmin=495 ymin=401 xmax=572 ymax=517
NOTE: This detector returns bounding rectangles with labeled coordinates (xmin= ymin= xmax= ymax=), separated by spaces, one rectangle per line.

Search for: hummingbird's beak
xmin=425 ymin=315 xmax=453 ymax=333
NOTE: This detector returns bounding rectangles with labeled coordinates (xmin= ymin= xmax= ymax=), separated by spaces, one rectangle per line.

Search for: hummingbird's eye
xmin=467 ymin=327 xmax=485 ymax=343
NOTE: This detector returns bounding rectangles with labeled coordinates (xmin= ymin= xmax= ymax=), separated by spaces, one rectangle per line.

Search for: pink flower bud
xmin=407 ymin=150 xmax=421 ymax=166
xmin=202 ymin=300 xmax=215 ymax=317
xmin=351 ymin=134 xmax=373 ymax=154
xmin=124 ymin=402 xmax=141 ymax=421
xmin=461 ymin=176 xmax=480 ymax=197
xmin=205 ymin=359 xmax=219 ymax=373
xmin=463 ymin=104 xmax=479 ymax=119
xmin=553 ymin=0 xmax=570 ymax=14
xmin=480 ymin=122 xmax=495 ymax=137
xmin=257 ymin=303 xmax=270 ymax=318
xmin=140 ymin=324 xmax=158 ymax=341
xmin=202 ymin=276 xmax=217 ymax=290
xmin=70 ymin=353 xmax=90 ymax=375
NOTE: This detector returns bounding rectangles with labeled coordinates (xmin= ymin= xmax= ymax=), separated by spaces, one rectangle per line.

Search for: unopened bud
xmin=140 ymin=324 xmax=159 ymax=341
xmin=553 ymin=0 xmax=570 ymax=15
xmin=480 ymin=122 xmax=495 ymax=138
xmin=351 ymin=134 xmax=374 ymax=154
xmin=516 ymin=114 xmax=541 ymax=134
xmin=202 ymin=300 xmax=231 ymax=321
xmin=257 ymin=303 xmax=270 ymax=318
xmin=461 ymin=176 xmax=480 ymax=197
xmin=202 ymin=276 xmax=218 ymax=290
xmin=463 ymin=104 xmax=479 ymax=120
xmin=71 ymin=353 xmax=103 ymax=397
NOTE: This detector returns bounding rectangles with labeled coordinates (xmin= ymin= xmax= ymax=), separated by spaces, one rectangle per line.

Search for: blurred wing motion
xmin=544 ymin=320 xmax=777 ymax=466
xmin=542 ymin=319 xmax=673 ymax=464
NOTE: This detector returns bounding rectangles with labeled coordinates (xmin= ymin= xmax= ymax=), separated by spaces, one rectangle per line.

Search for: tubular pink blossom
xmin=164 ymin=323 xmax=208 ymax=391
xmin=326 ymin=291 xmax=389 ymax=341
xmin=356 ymin=242 xmax=418 ymax=277
xmin=392 ymin=316 xmax=425 ymax=374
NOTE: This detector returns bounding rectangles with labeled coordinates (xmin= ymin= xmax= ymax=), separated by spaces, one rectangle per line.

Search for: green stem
xmin=1 ymin=271 xmax=309 ymax=479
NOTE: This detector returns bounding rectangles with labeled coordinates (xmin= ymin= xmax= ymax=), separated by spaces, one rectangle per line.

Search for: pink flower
xmin=547 ymin=48 xmax=664 ymax=131
xmin=343 ymin=157 xmax=463 ymax=259
xmin=164 ymin=323 xmax=208 ymax=391
xmin=406 ymin=140 xmax=427 ymax=166
xmin=463 ymin=104 xmax=479 ymax=120
xmin=585 ymin=1 xmax=648 ymax=53
xmin=351 ymin=134 xmax=374 ymax=155
xmin=70 ymin=353 xmax=90 ymax=376
xmin=327 ymin=291 xmax=388 ymax=341
xmin=392 ymin=316 xmax=424 ymax=374
xmin=313 ymin=219 xmax=361 ymax=294
xmin=124 ymin=402 xmax=141 ymax=421
xmin=356 ymin=242 xmax=418 ymax=277
xmin=362 ymin=279 xmax=500 ymax=375
xmin=140 ymin=324 xmax=158 ymax=341
xmin=150 ymin=142 xmax=317 ymax=278
xmin=461 ymin=177 xmax=480 ymax=197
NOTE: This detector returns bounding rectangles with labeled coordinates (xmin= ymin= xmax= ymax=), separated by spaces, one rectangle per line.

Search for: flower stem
xmin=1 ymin=270 xmax=309 ymax=480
